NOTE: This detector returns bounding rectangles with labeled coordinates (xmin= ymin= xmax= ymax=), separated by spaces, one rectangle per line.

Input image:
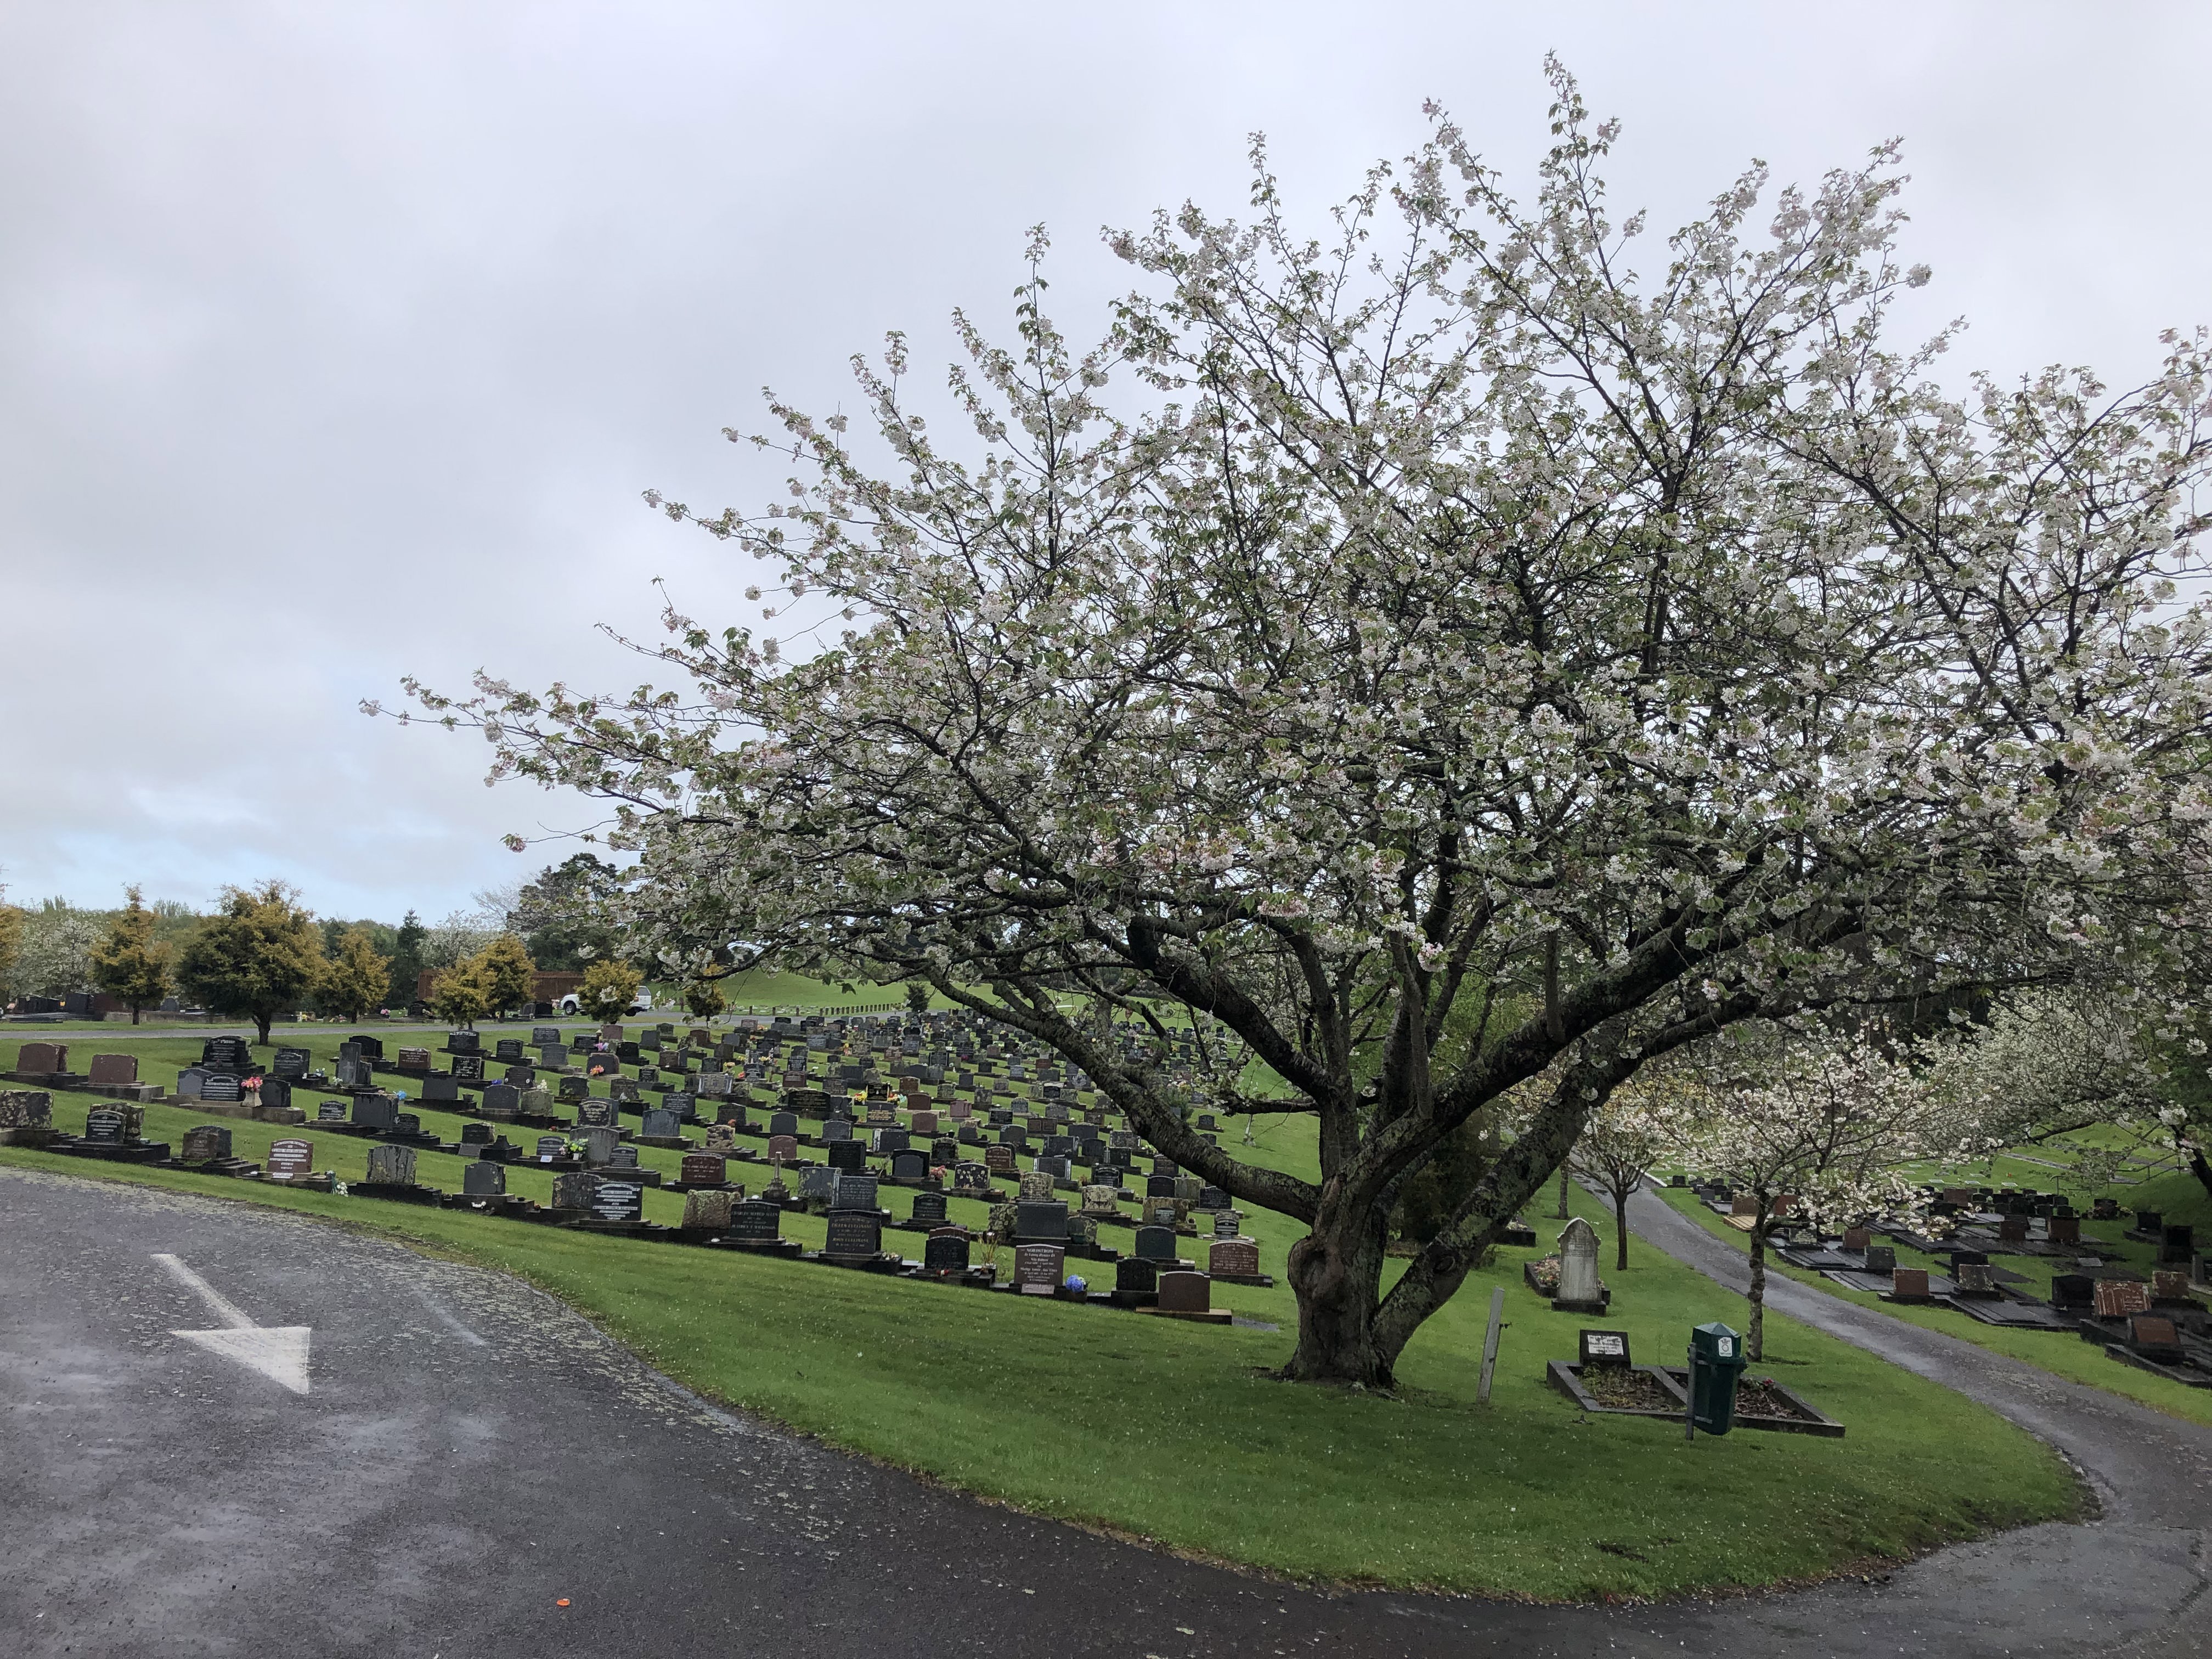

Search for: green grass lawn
xmin=0 ymin=1034 xmax=2084 ymax=1600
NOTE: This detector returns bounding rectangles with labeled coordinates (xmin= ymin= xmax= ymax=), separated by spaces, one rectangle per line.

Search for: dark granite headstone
xmin=823 ymin=1211 xmax=882 ymax=1256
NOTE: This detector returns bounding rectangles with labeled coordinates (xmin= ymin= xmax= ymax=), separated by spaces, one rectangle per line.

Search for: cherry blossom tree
xmin=1927 ymin=988 xmax=2212 ymax=1199
xmin=1570 ymin=1073 xmax=1692 ymax=1269
xmin=386 ymin=69 xmax=2212 ymax=1386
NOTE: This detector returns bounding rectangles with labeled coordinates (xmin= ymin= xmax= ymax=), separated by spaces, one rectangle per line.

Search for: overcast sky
xmin=3 ymin=2 xmax=2206 ymax=924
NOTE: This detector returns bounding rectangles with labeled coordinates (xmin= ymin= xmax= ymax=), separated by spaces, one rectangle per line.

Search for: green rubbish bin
xmin=1685 ymin=1322 xmax=1748 ymax=1437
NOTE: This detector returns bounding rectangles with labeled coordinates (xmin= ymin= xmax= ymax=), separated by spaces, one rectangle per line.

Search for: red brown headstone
xmin=1889 ymin=1268 xmax=1931 ymax=1301
xmin=2095 ymin=1279 xmax=2152 ymax=1318
xmin=15 ymin=1042 xmax=64 ymax=1076
xmin=1207 ymin=1239 xmax=1261 ymax=1277
xmin=87 ymin=1053 xmax=138 ymax=1087
xmin=267 ymin=1138 xmax=314 ymax=1180
xmin=680 ymin=1153 xmax=727 ymax=1187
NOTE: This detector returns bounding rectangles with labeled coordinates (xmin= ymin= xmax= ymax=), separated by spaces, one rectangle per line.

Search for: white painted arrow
xmin=153 ymin=1252 xmax=312 ymax=1395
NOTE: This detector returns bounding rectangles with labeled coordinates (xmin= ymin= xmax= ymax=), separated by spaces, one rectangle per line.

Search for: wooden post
xmin=1684 ymin=1345 xmax=1696 ymax=1441
xmin=1476 ymin=1286 xmax=1506 ymax=1404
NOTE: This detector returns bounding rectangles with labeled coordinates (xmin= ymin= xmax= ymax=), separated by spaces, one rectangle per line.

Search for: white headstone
xmin=1556 ymin=1216 xmax=1602 ymax=1306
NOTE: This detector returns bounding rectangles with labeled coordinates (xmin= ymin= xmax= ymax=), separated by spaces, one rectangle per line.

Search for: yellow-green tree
xmin=476 ymin=934 xmax=537 ymax=1017
xmin=176 ymin=881 xmax=326 ymax=1045
xmin=89 ymin=885 xmax=172 ymax=1024
xmin=318 ymin=926 xmax=392 ymax=1021
xmin=430 ymin=957 xmax=492 ymax=1029
xmin=580 ymin=958 xmax=642 ymax=1021
xmin=0 ymin=902 xmax=25 ymax=1006
xmin=683 ymin=977 xmax=726 ymax=1020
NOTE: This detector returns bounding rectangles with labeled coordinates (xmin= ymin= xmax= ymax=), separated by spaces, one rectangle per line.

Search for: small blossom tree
xmin=1686 ymin=1038 xmax=1967 ymax=1359
xmin=387 ymin=70 xmax=2212 ymax=1386
xmin=1570 ymin=1074 xmax=1692 ymax=1270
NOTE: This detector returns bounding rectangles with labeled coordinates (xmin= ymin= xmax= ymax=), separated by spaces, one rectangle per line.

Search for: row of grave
xmin=1689 ymin=1176 xmax=2212 ymax=1387
xmin=0 ymin=1092 xmax=1256 ymax=1322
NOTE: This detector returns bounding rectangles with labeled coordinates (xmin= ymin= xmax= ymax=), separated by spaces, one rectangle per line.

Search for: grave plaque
xmin=704 ymin=1122 xmax=737 ymax=1153
xmin=640 ymin=1107 xmax=682 ymax=1139
xmin=83 ymin=1107 xmax=126 ymax=1146
xmin=1862 ymin=1245 xmax=1897 ymax=1274
xmin=424 ymin=1074 xmax=460 ymax=1104
xmin=447 ymin=1031 xmax=481 ymax=1055
xmin=2049 ymin=1214 xmax=2082 ymax=1245
xmin=575 ymin=1096 xmax=618 ymax=1129
xmin=316 ymin=1100 xmax=347 ymax=1123
xmin=272 ymin=1047 xmax=312 ymax=1080
xmin=731 ymin=1199 xmax=782 ymax=1241
xmin=365 ymin=1144 xmax=417 ymax=1185
xmin=923 ymin=1228 xmax=970 ymax=1273
xmin=1014 ymin=1243 xmax=1066 ymax=1295
xmin=833 ymin=1171 xmax=879 ymax=1211
xmin=551 ymin=1171 xmax=600 ymax=1210
xmin=823 ymin=1211 xmax=882 ymax=1257
xmin=535 ymin=1134 xmax=569 ymax=1160
xmin=201 ymin=1073 xmax=242 ymax=1103
xmin=1155 ymin=1270 xmax=1211 ymax=1313
xmin=953 ymin=1162 xmax=994 ymax=1196
xmin=768 ymin=1134 xmax=799 ymax=1162
xmin=984 ymin=1144 xmax=1016 ymax=1175
xmin=826 ymin=1139 xmax=867 ymax=1174
xmin=911 ymin=1190 xmax=949 ymax=1226
xmin=1578 ymin=1329 xmax=1632 ymax=1368
xmin=1018 ymin=1170 xmax=1055 ymax=1201
xmin=769 ymin=1110 xmax=799 ymax=1138
xmin=2152 ymin=1268 xmax=2194 ymax=1302
xmin=2050 ymin=1273 xmax=2095 ymax=1308
xmin=462 ymin=1160 xmax=506 ymax=1197
xmin=580 ymin=1125 xmax=621 ymax=1166
xmin=348 ymin=1035 xmax=385 ymax=1062
xmin=2130 ymin=1314 xmax=2186 ymax=1363
xmin=1081 ymin=1184 xmax=1120 ymax=1217
xmin=889 ymin=1148 xmax=928 ymax=1183
xmin=267 ymin=1138 xmax=314 ymax=1180
xmin=451 ymin=1054 xmax=485 ymax=1082
xmin=2095 ymin=1279 xmax=2152 ymax=1318
xmin=1889 ymin=1268 xmax=1932 ymax=1301
xmin=591 ymin=1181 xmax=645 ymax=1223
xmin=481 ymin=1082 xmax=521 ymax=1119
xmin=397 ymin=1047 xmax=433 ymax=1071
xmin=1207 ymin=1238 xmax=1260 ymax=1278
xmin=1016 ymin=1200 xmax=1067 ymax=1241
xmin=681 ymin=1153 xmax=727 ymax=1187
xmin=533 ymin=1026 xmax=563 ymax=1046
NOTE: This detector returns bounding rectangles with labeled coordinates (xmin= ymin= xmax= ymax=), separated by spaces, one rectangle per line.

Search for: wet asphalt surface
xmin=2 ymin=1166 xmax=2207 ymax=1658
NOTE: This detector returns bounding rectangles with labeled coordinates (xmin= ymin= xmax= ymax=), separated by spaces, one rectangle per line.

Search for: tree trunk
xmin=1282 ymin=1200 xmax=1392 ymax=1386
xmin=1746 ymin=1216 xmax=1769 ymax=1363
xmin=2190 ymin=1146 xmax=2212 ymax=1204
xmin=1612 ymin=1182 xmax=1631 ymax=1270
xmin=255 ymin=1012 xmax=273 ymax=1046
xmin=130 ymin=1005 xmax=141 ymax=1025
xmin=1554 ymin=1164 xmax=1571 ymax=1220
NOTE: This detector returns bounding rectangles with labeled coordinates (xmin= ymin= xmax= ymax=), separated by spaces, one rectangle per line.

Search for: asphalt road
xmin=3 ymin=1167 xmax=2206 ymax=1658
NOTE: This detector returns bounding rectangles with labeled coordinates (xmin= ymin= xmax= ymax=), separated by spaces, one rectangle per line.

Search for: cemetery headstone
xmin=365 ymin=1144 xmax=417 ymax=1186
xmin=1014 ymin=1243 xmax=1066 ymax=1294
xmin=463 ymin=1160 xmax=506 ymax=1197
xmin=266 ymin=1138 xmax=313 ymax=1180
xmin=1154 ymin=1271 xmax=1212 ymax=1314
